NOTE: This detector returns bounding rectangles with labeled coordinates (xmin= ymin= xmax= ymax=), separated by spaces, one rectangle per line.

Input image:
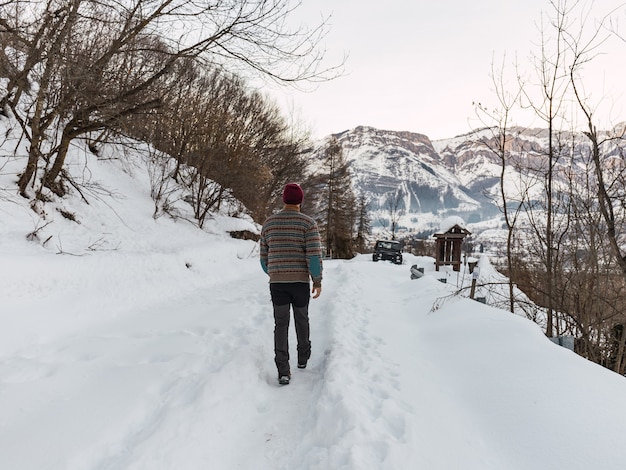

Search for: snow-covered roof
xmin=439 ymin=215 xmax=467 ymax=233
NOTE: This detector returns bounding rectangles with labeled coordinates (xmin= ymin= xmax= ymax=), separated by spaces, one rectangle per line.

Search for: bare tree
xmin=565 ymin=0 xmax=626 ymax=372
xmin=519 ymin=0 xmax=576 ymax=337
xmin=126 ymin=62 xmax=309 ymax=225
xmin=500 ymin=0 xmax=626 ymax=371
xmin=0 ymin=0 xmax=338 ymax=197
xmin=559 ymin=148 xmax=626 ymax=373
xmin=383 ymin=189 xmax=405 ymax=241
xmin=566 ymin=1 xmax=626 ymax=273
xmin=473 ymin=54 xmax=527 ymax=313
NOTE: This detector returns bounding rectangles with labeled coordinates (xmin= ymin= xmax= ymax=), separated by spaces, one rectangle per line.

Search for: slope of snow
xmin=2 ymin=131 xmax=626 ymax=470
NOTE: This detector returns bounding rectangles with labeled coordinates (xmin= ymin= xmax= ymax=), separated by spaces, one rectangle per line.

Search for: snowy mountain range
xmin=307 ymin=125 xmax=622 ymax=236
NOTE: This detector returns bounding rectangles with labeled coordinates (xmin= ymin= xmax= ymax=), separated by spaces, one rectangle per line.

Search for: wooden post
xmin=469 ymin=268 xmax=479 ymax=299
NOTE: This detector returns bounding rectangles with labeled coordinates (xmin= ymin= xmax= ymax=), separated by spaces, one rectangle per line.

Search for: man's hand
xmin=312 ymin=285 xmax=322 ymax=299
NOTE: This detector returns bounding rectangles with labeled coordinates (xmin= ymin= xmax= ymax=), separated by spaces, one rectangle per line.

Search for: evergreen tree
xmin=319 ymin=136 xmax=357 ymax=259
xmin=353 ymin=194 xmax=371 ymax=253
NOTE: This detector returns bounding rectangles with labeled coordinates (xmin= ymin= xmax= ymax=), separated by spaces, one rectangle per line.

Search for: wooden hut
xmin=433 ymin=223 xmax=471 ymax=271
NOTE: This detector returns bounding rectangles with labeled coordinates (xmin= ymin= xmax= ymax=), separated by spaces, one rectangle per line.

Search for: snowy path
xmin=1 ymin=252 xmax=420 ymax=469
xmin=3 ymin=250 xmax=626 ymax=470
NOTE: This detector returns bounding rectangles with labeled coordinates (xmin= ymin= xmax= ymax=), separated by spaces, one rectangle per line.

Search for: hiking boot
xmin=297 ymin=362 xmax=307 ymax=369
xmin=278 ymin=375 xmax=290 ymax=385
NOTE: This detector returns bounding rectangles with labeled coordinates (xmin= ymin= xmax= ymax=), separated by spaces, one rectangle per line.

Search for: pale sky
xmin=268 ymin=0 xmax=626 ymax=140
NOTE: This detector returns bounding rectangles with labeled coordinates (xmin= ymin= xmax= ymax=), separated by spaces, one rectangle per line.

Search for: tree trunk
xmin=17 ymin=144 xmax=41 ymax=196
xmin=42 ymin=130 xmax=74 ymax=195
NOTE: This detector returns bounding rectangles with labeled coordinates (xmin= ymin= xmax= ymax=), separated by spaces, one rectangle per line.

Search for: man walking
xmin=260 ymin=183 xmax=323 ymax=385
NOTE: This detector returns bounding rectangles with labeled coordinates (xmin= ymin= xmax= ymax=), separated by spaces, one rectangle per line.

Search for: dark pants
xmin=270 ymin=283 xmax=311 ymax=376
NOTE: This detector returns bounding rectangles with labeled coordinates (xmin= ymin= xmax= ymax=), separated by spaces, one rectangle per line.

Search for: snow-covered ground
xmin=2 ymin=135 xmax=626 ymax=469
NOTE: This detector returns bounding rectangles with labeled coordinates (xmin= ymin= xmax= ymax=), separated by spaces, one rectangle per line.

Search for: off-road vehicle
xmin=372 ymin=240 xmax=403 ymax=264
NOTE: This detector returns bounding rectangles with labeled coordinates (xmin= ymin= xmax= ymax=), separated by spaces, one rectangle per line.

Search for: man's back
xmin=260 ymin=208 xmax=322 ymax=285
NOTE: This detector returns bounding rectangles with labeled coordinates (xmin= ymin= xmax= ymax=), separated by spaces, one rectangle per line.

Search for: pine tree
xmin=319 ymin=136 xmax=357 ymax=259
xmin=353 ymin=194 xmax=371 ymax=253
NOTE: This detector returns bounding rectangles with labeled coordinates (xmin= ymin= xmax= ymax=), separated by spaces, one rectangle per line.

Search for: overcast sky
xmin=268 ymin=0 xmax=626 ymax=141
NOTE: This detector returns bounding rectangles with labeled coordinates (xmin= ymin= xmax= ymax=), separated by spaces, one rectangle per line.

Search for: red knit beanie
xmin=282 ymin=183 xmax=304 ymax=205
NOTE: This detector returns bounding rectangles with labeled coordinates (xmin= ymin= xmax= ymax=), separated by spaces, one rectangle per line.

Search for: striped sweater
xmin=260 ymin=208 xmax=323 ymax=287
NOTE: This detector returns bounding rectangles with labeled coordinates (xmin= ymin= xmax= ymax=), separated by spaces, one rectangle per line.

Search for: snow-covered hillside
xmin=2 ymin=130 xmax=626 ymax=469
xmin=312 ymin=126 xmax=489 ymax=230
